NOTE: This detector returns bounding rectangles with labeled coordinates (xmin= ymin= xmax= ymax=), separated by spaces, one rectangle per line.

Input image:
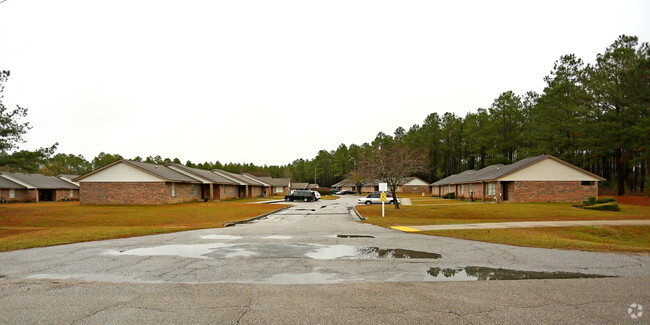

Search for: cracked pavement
xmin=1 ymin=196 xmax=649 ymax=323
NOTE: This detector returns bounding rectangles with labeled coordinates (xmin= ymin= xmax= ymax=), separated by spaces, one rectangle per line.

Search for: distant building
xmin=0 ymin=172 xmax=79 ymax=202
xmin=430 ymin=155 xmax=604 ymax=203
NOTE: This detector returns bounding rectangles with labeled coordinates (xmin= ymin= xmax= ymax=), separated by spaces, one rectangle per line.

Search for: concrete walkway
xmin=392 ymin=219 xmax=650 ymax=232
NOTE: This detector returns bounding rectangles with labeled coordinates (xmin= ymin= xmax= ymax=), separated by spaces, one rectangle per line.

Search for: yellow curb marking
xmin=391 ymin=226 xmax=421 ymax=232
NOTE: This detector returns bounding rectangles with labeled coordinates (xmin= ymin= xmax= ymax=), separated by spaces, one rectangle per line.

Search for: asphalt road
xmin=1 ymin=196 xmax=649 ymax=324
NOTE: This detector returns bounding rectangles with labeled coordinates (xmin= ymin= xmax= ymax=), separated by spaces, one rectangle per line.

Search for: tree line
xmin=1 ymin=35 xmax=648 ymax=195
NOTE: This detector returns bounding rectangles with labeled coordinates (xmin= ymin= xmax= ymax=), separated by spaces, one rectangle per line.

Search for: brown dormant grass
xmin=0 ymin=201 xmax=288 ymax=251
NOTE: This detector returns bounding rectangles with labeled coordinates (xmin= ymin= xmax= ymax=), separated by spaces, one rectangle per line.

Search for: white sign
xmin=379 ymin=182 xmax=388 ymax=192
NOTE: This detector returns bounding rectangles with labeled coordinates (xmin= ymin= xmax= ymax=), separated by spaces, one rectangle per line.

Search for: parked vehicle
xmin=335 ymin=190 xmax=356 ymax=195
xmin=358 ymin=193 xmax=401 ymax=205
xmin=285 ymin=190 xmax=316 ymax=202
xmin=311 ymin=191 xmax=321 ymax=200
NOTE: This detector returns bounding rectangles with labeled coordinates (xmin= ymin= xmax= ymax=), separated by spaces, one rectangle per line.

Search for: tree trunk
xmin=641 ymin=161 xmax=646 ymax=192
xmin=616 ymin=148 xmax=625 ymax=195
xmin=390 ymin=187 xmax=399 ymax=209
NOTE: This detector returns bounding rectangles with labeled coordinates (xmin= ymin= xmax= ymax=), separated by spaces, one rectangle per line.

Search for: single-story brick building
xmin=331 ymin=177 xmax=428 ymax=194
xmin=259 ymin=176 xmax=291 ymax=195
xmin=0 ymin=172 xmax=79 ymax=202
xmin=166 ymin=163 xmax=239 ymax=200
xmin=74 ymin=160 xmax=202 ymax=205
xmin=211 ymin=169 xmax=268 ymax=199
xmin=430 ymin=155 xmax=605 ymax=203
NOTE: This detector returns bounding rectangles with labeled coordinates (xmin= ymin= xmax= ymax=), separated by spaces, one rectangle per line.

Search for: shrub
xmin=596 ymin=197 xmax=616 ymax=204
xmin=460 ymin=197 xmax=465 ymax=201
xmin=584 ymin=202 xmax=620 ymax=211
xmin=443 ymin=193 xmax=455 ymax=199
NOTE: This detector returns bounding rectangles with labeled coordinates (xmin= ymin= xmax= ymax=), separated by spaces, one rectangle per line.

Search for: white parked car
xmin=357 ymin=193 xmax=400 ymax=205
xmin=311 ymin=191 xmax=321 ymax=201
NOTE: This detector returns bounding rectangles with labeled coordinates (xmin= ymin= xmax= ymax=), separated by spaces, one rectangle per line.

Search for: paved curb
xmin=223 ymin=206 xmax=292 ymax=227
xmin=350 ymin=206 xmax=366 ymax=221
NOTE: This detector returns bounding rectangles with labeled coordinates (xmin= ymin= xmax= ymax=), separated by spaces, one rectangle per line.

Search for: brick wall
xmin=1 ymin=189 xmax=35 ymax=202
xmin=506 ymin=181 xmax=597 ymax=203
xmin=165 ymin=182 xmax=202 ymax=204
xmin=54 ymin=189 xmax=80 ymax=201
xmin=80 ymin=182 xmax=201 ymax=205
xmin=219 ymin=185 xmax=239 ymax=200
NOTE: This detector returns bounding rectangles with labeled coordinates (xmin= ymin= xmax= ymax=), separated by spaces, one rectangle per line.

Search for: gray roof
xmin=0 ymin=172 xmax=79 ymax=189
xmin=166 ymin=163 xmax=236 ymax=185
xmin=58 ymin=174 xmax=80 ymax=180
xmin=430 ymin=154 xmax=603 ymax=186
xmin=0 ymin=176 xmax=27 ymax=189
xmin=74 ymin=160 xmax=201 ymax=183
xmin=259 ymin=177 xmax=290 ymax=187
xmin=211 ymin=169 xmax=264 ymax=186
xmin=241 ymin=173 xmax=272 ymax=186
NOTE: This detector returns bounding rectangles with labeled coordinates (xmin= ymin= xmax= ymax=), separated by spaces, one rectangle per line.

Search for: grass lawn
xmin=357 ymin=200 xmax=650 ymax=253
xmin=420 ymin=226 xmax=650 ymax=254
xmin=0 ymin=201 xmax=288 ymax=251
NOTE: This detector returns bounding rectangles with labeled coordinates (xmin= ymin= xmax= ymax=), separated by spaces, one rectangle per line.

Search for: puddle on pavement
xmin=427 ymin=266 xmax=611 ymax=281
xmin=104 ymin=243 xmax=441 ymax=260
xmin=336 ymin=234 xmax=375 ymax=238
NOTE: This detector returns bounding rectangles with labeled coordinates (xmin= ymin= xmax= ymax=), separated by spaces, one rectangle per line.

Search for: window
xmin=447 ymin=185 xmax=451 ymax=192
xmin=487 ymin=182 xmax=496 ymax=195
xmin=233 ymin=186 xmax=236 ymax=194
xmin=581 ymin=181 xmax=594 ymax=186
xmin=191 ymin=184 xmax=197 ymax=195
xmin=9 ymin=189 xmax=15 ymax=199
xmin=469 ymin=184 xmax=472 ymax=193
xmin=171 ymin=183 xmax=176 ymax=197
xmin=460 ymin=185 xmax=464 ymax=194
xmin=70 ymin=190 xmax=74 ymax=197
xmin=275 ymin=186 xmax=283 ymax=193
xmin=223 ymin=185 xmax=226 ymax=194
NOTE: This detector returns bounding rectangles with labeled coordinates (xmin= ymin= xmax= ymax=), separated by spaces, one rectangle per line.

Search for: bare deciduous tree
xmin=347 ymin=169 xmax=371 ymax=193
xmin=362 ymin=143 xmax=427 ymax=209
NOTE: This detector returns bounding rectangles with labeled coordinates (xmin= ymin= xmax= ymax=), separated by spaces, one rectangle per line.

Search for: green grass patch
xmin=0 ymin=201 xmax=288 ymax=251
xmin=420 ymin=226 xmax=650 ymax=253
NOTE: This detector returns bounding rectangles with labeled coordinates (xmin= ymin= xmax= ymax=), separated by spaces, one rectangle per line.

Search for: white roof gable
xmin=499 ymin=158 xmax=602 ymax=181
xmin=404 ymin=178 xmax=429 ymax=186
xmin=78 ymin=162 xmax=165 ymax=182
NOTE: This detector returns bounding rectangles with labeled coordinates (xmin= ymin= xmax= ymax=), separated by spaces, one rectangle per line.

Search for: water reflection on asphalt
xmin=427 ymin=266 xmax=611 ymax=281
xmin=104 ymin=243 xmax=442 ymax=260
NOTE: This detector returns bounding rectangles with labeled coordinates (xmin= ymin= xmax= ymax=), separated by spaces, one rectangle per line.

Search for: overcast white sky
xmin=0 ymin=0 xmax=648 ymax=166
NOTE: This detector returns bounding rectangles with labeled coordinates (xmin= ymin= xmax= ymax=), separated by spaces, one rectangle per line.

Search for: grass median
xmin=356 ymin=200 xmax=650 ymax=253
xmin=0 ymin=201 xmax=289 ymax=251
xmin=421 ymin=226 xmax=650 ymax=253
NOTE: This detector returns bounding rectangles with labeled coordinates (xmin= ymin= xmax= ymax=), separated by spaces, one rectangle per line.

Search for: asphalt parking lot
xmin=1 ymin=196 xmax=648 ymax=323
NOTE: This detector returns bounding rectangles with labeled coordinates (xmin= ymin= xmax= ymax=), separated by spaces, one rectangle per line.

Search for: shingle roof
xmin=0 ymin=172 xmax=79 ymax=189
xmin=211 ymin=169 xmax=264 ymax=186
xmin=241 ymin=173 xmax=272 ymax=186
xmin=166 ymin=163 xmax=236 ymax=185
xmin=0 ymin=176 xmax=27 ymax=189
xmin=259 ymin=177 xmax=290 ymax=187
xmin=74 ymin=160 xmax=201 ymax=183
xmin=429 ymin=154 xmax=604 ymax=186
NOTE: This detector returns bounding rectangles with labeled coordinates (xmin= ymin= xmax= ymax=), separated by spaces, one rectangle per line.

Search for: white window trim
xmin=70 ymin=190 xmax=74 ymax=197
xmin=460 ymin=185 xmax=464 ymax=194
xmin=172 ymin=183 xmax=176 ymax=197
xmin=487 ymin=182 xmax=496 ymax=195
xmin=9 ymin=189 xmax=15 ymax=199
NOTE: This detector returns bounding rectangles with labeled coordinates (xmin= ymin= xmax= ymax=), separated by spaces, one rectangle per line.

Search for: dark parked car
xmin=335 ymin=190 xmax=356 ymax=195
xmin=285 ymin=190 xmax=317 ymax=202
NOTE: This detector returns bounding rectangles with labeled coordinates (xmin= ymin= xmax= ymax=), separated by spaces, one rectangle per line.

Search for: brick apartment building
xmin=430 ymin=155 xmax=605 ymax=203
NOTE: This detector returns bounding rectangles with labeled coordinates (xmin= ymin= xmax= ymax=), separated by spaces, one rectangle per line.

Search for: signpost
xmin=379 ymin=183 xmax=388 ymax=218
